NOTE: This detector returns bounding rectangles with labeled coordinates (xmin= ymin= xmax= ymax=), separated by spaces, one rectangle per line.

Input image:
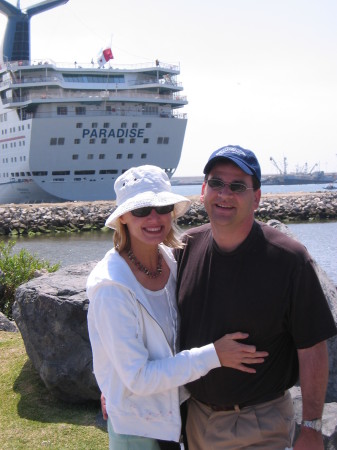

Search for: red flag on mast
xmin=97 ymin=48 xmax=114 ymax=67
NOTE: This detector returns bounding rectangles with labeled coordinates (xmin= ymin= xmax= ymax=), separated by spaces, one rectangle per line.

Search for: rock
xmin=0 ymin=311 xmax=18 ymax=332
xmin=12 ymin=261 xmax=99 ymax=403
xmin=0 ymin=192 xmax=336 ymax=235
xmin=290 ymin=386 xmax=337 ymax=449
xmin=267 ymin=220 xmax=337 ymax=402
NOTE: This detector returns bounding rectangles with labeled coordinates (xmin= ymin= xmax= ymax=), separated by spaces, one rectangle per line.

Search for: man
xmin=176 ymin=145 xmax=337 ymax=450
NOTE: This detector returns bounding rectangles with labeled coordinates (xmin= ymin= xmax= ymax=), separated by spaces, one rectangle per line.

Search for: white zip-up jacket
xmin=87 ymin=244 xmax=220 ymax=442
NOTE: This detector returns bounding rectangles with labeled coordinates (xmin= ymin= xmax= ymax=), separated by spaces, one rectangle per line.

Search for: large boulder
xmin=267 ymin=220 xmax=337 ymax=402
xmin=12 ymin=261 xmax=99 ymax=403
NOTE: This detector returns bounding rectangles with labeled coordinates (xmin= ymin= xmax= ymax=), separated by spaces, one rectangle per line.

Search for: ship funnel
xmin=0 ymin=0 xmax=69 ymax=64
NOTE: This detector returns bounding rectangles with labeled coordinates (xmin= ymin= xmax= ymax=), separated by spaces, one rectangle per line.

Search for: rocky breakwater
xmin=0 ymin=192 xmax=336 ymax=236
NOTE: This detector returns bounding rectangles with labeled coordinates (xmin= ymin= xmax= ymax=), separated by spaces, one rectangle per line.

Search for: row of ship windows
xmin=2 ymin=165 xmax=148 ymax=178
xmin=1 ymin=123 xmax=30 ymax=134
xmin=75 ymin=121 xmax=151 ymax=129
xmin=2 ymin=156 xmax=27 ymax=163
xmin=2 ymin=141 xmax=26 ymax=149
xmin=57 ymin=106 xmax=158 ymax=117
xmin=50 ymin=137 xmax=169 ymax=145
xmin=2 ymin=153 xmax=147 ymax=165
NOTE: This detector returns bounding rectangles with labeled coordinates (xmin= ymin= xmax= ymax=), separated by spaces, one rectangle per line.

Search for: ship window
xmin=52 ymin=171 xmax=70 ymax=175
xmin=50 ymin=138 xmax=57 ymax=145
xmin=76 ymin=123 xmax=83 ymax=128
xmin=58 ymin=138 xmax=65 ymax=145
xmin=132 ymin=123 xmax=138 ymax=128
xmin=76 ymin=107 xmax=86 ymax=115
xmin=141 ymin=154 xmax=147 ymax=159
xmin=121 ymin=122 xmax=127 ymax=128
xmin=89 ymin=138 xmax=95 ymax=144
xmin=28 ymin=124 xmax=30 ymax=129
xmin=53 ymin=178 xmax=64 ymax=181
xmin=26 ymin=172 xmax=31 ymax=176
xmin=119 ymin=138 xmax=124 ymax=144
xmin=163 ymin=137 xmax=169 ymax=144
xmin=127 ymin=154 xmax=133 ymax=159
xmin=87 ymin=154 xmax=94 ymax=160
xmin=157 ymin=137 xmax=163 ymax=144
xmin=101 ymin=138 xmax=107 ymax=144
xmin=74 ymin=139 xmax=80 ymax=144
xmin=20 ymin=172 xmax=25 ymax=176
xmin=116 ymin=154 xmax=122 ymax=159
xmin=130 ymin=138 xmax=135 ymax=144
xmin=72 ymin=154 xmax=79 ymax=160
xmin=99 ymin=169 xmax=118 ymax=174
xmin=99 ymin=154 xmax=105 ymax=159
xmin=15 ymin=172 xmax=19 ymax=177
xmin=146 ymin=123 xmax=152 ymax=128
xmin=74 ymin=170 xmax=95 ymax=175
xmin=92 ymin=122 xmax=98 ymax=128
xmin=57 ymin=107 xmax=68 ymax=115
xmin=103 ymin=122 xmax=110 ymax=128
xmin=32 ymin=171 xmax=48 ymax=176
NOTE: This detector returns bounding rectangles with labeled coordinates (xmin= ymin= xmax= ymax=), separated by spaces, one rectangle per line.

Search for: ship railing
xmin=2 ymin=90 xmax=187 ymax=104
xmin=0 ymin=76 xmax=183 ymax=90
xmin=23 ymin=109 xmax=187 ymax=120
xmin=2 ymin=59 xmax=181 ymax=73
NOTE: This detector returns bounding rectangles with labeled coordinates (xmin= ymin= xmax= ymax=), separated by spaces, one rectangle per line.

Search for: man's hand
xmin=294 ymin=426 xmax=323 ymax=450
xmin=101 ymin=393 xmax=108 ymax=420
xmin=214 ymin=332 xmax=268 ymax=373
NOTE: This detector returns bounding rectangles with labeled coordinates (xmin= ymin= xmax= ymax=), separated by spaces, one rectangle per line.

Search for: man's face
xmin=201 ymin=161 xmax=261 ymax=231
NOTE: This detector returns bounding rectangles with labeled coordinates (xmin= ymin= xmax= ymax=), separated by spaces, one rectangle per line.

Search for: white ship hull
xmin=0 ymin=61 xmax=187 ymax=204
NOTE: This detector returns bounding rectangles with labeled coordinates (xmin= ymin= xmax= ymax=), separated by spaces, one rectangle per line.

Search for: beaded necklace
xmin=127 ymin=248 xmax=162 ymax=278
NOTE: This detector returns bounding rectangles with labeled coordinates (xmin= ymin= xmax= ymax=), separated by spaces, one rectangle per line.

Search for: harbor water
xmin=5 ymin=183 xmax=337 ymax=286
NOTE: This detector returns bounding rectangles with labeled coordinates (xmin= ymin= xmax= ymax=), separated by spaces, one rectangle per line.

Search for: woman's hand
xmin=214 ymin=332 xmax=268 ymax=373
xmin=101 ymin=393 xmax=108 ymax=420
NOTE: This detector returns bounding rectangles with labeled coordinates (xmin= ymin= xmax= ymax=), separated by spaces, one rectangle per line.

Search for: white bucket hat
xmin=105 ymin=165 xmax=191 ymax=229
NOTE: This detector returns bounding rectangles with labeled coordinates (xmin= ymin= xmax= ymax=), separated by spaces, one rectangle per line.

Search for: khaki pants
xmin=186 ymin=391 xmax=295 ymax=450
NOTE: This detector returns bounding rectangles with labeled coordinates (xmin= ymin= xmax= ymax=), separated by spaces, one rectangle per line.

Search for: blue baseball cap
xmin=203 ymin=145 xmax=261 ymax=187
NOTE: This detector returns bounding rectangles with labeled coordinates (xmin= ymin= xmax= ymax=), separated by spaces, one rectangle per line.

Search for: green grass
xmin=0 ymin=331 xmax=108 ymax=449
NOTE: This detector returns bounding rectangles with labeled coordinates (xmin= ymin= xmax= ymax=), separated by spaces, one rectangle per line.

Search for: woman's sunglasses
xmin=131 ymin=204 xmax=174 ymax=217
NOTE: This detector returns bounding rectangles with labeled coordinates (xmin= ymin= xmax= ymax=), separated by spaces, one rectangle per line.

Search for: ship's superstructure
xmin=0 ymin=1 xmax=187 ymax=203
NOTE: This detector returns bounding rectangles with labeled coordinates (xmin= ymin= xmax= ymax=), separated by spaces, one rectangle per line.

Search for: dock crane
xmin=270 ymin=157 xmax=288 ymax=175
xmin=309 ymin=163 xmax=319 ymax=174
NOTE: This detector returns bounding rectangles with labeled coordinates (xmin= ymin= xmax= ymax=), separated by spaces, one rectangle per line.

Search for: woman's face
xmin=120 ymin=206 xmax=173 ymax=248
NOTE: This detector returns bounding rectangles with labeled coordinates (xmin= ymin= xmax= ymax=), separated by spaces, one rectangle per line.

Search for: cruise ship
xmin=0 ymin=0 xmax=187 ymax=203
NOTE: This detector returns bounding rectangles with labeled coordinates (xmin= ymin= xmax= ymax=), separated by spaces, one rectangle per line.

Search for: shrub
xmin=0 ymin=241 xmax=60 ymax=319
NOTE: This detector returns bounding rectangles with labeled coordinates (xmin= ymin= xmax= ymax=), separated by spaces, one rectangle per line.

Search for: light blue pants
xmin=108 ymin=417 xmax=160 ymax=450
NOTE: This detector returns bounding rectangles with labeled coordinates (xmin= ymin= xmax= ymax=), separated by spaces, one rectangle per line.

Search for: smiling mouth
xmin=144 ymin=226 xmax=163 ymax=233
xmin=216 ymin=204 xmax=234 ymax=209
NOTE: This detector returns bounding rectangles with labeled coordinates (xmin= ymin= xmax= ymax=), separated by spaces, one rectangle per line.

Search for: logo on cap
xmin=216 ymin=146 xmax=246 ymax=158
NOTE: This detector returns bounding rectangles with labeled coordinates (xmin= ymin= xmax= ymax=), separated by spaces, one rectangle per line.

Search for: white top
xmin=87 ymin=245 xmax=221 ymax=442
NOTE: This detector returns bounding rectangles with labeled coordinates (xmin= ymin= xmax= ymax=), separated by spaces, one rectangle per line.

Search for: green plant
xmin=0 ymin=241 xmax=60 ymax=319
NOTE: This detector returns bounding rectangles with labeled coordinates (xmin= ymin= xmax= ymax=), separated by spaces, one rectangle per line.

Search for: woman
xmin=87 ymin=165 xmax=267 ymax=450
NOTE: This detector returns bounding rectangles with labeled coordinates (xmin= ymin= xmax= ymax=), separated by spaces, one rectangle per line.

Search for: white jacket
xmin=87 ymin=244 xmax=220 ymax=442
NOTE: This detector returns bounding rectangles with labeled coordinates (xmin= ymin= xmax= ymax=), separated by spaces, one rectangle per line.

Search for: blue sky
xmin=1 ymin=0 xmax=337 ymax=176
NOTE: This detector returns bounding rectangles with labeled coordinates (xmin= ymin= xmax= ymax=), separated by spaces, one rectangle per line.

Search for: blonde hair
xmin=113 ymin=216 xmax=184 ymax=253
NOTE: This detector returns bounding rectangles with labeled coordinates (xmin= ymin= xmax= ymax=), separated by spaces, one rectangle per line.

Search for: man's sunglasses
xmin=206 ymin=178 xmax=254 ymax=193
xmin=131 ymin=204 xmax=174 ymax=217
